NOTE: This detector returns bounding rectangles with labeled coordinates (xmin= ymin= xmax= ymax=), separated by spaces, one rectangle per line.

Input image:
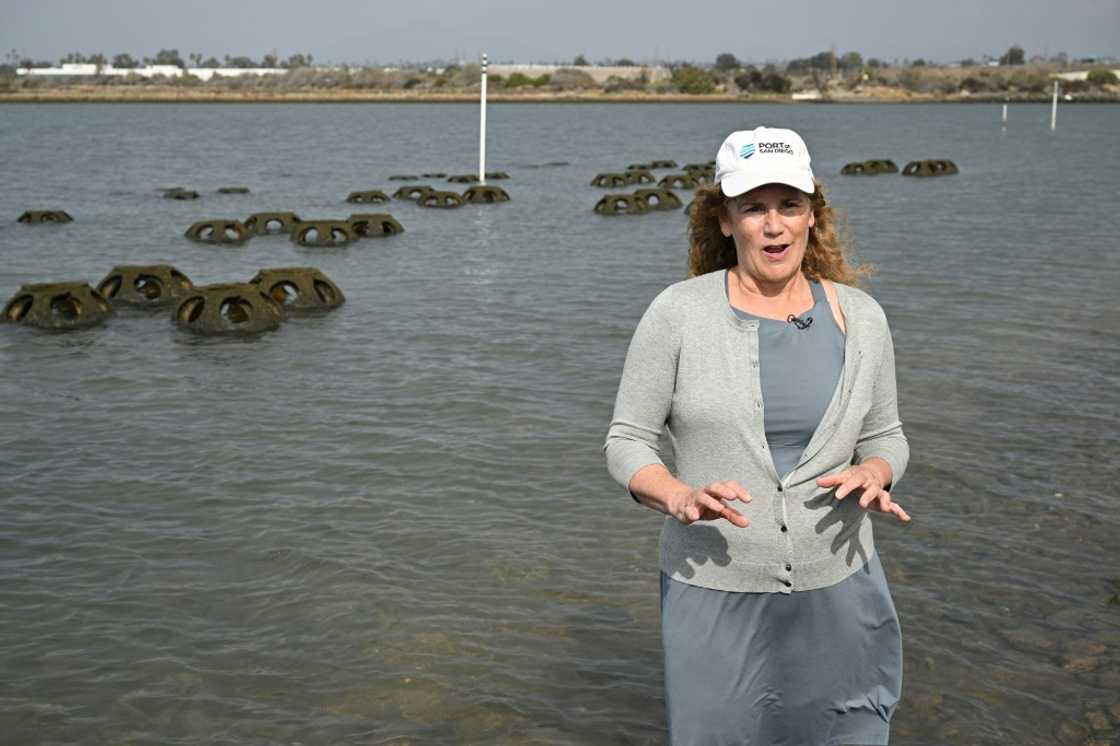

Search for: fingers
xmin=837 ymin=474 xmax=871 ymax=501
xmin=858 ymin=484 xmax=885 ymax=510
xmin=860 ymin=488 xmax=912 ymax=523
xmin=677 ymin=482 xmax=752 ymax=527
xmin=824 ymin=467 xmax=881 ymax=502
xmin=823 ymin=470 xmax=911 ymax=522
xmin=698 ymin=492 xmax=749 ymax=526
xmin=703 ymin=480 xmax=752 ymax=504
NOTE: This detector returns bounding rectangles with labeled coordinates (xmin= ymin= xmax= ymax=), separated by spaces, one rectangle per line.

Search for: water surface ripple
xmin=1 ymin=103 xmax=1117 ymax=745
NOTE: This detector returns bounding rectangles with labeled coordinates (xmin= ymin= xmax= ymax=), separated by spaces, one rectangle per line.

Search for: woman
xmin=603 ymin=126 xmax=911 ymax=745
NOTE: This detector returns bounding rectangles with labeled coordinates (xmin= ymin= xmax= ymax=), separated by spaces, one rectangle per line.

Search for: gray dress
xmin=659 ymin=279 xmax=902 ymax=746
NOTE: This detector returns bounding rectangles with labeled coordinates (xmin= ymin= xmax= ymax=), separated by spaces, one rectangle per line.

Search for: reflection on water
xmin=0 ymin=102 xmax=1117 ymax=745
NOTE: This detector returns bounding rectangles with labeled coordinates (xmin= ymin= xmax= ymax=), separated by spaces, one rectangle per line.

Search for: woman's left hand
xmin=816 ymin=464 xmax=911 ymax=523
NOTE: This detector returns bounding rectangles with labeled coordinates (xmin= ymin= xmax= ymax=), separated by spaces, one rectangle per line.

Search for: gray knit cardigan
xmin=604 ymin=269 xmax=909 ymax=593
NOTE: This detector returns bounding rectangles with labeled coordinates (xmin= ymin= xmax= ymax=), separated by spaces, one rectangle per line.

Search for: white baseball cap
xmin=714 ymin=126 xmax=815 ymax=197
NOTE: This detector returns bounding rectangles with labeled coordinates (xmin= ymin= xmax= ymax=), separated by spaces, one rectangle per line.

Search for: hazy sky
xmin=2 ymin=0 xmax=1117 ymax=65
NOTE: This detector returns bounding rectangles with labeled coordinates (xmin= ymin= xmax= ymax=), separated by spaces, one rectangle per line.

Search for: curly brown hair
xmin=686 ymin=181 xmax=871 ymax=285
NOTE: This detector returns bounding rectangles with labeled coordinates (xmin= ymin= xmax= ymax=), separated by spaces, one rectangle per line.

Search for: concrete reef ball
xmin=594 ymin=194 xmax=650 ymax=216
xmin=4 ymin=282 xmax=113 ymax=330
xmin=902 ymin=159 xmax=959 ymax=177
xmin=650 ymin=160 xmax=679 ymax=169
xmin=163 ymin=188 xmax=199 ymax=200
xmin=841 ymin=160 xmax=899 ymax=175
xmin=418 ymin=191 xmax=465 ymax=209
xmin=388 ymin=175 xmax=419 ymax=181
xmin=658 ymin=173 xmax=699 ymax=190
xmin=347 ymin=213 xmax=405 ymax=237
xmin=624 ymin=169 xmax=656 ymax=185
xmin=217 ymin=187 xmax=250 ymax=194
xmin=250 ymin=268 xmax=345 ymax=313
xmin=244 ymin=212 xmax=302 ymax=235
xmin=422 ymin=172 xmax=447 ymax=178
xmin=683 ymin=162 xmax=716 ymax=172
xmin=484 ymin=172 xmax=511 ymax=180
xmin=462 ymin=186 xmax=511 ymax=204
xmin=447 ymin=174 xmax=480 ymax=184
xmin=868 ymin=159 xmax=900 ymax=173
xmin=97 ymin=265 xmax=194 ymax=308
xmin=175 ymin=283 xmax=286 ymax=335
xmin=18 ymin=210 xmax=74 ymax=224
xmin=627 ymin=163 xmax=652 ymax=171
xmin=633 ymin=188 xmax=683 ymax=211
xmin=591 ymin=172 xmax=633 ymax=188
xmin=393 ymin=185 xmax=435 ymax=201
xmin=185 ymin=219 xmax=252 ymax=245
xmin=290 ymin=221 xmax=357 ymax=247
xmin=346 ymin=190 xmax=391 ymax=205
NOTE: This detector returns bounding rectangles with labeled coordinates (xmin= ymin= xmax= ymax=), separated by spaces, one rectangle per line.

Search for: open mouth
xmin=762 ymin=243 xmax=790 ymax=256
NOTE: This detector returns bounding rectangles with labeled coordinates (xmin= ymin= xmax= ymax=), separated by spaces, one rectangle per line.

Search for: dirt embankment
xmin=1 ymin=83 xmax=1115 ymax=105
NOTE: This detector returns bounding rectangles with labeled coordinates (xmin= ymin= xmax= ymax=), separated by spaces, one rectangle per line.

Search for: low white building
xmin=16 ymin=63 xmax=289 ymax=80
xmin=1054 ymin=69 xmax=1120 ymax=82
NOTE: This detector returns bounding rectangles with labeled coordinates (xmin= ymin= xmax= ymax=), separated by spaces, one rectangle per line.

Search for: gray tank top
xmin=725 ymin=273 xmax=845 ymax=477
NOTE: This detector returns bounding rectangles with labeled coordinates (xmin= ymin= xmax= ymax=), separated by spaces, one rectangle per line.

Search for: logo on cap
xmin=739 ymin=143 xmax=755 ymax=160
xmin=758 ymin=141 xmax=794 ymax=155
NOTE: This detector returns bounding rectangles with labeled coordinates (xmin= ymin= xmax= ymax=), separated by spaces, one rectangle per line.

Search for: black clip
xmin=786 ymin=314 xmax=814 ymax=330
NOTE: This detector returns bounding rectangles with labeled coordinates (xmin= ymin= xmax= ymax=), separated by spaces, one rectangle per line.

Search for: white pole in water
xmin=479 ymin=53 xmax=488 ymax=184
xmin=1050 ymin=80 xmax=1058 ymax=130
xmin=1001 ymin=103 xmax=1007 ymax=129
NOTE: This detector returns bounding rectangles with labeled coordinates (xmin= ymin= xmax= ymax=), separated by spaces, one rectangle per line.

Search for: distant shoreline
xmin=2 ymin=86 xmax=1116 ymax=104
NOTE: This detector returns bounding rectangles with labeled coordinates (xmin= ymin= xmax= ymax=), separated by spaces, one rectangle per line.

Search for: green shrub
xmin=502 ymin=72 xmax=550 ymax=88
xmin=1009 ymin=71 xmax=1047 ymax=92
xmin=987 ymin=73 xmax=1009 ymax=91
xmin=959 ymin=77 xmax=984 ymax=93
xmin=671 ymin=66 xmax=716 ymax=94
xmin=1086 ymin=67 xmax=1118 ymax=86
xmin=170 ymin=72 xmax=203 ymax=87
xmin=758 ymin=72 xmax=791 ymax=93
xmin=898 ymin=69 xmax=926 ymax=92
xmin=550 ymin=68 xmax=597 ymax=90
xmin=734 ymin=68 xmax=763 ymax=91
xmin=603 ymin=74 xmax=646 ymax=93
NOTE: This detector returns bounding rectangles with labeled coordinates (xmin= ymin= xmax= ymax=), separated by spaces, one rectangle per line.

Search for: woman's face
xmin=719 ymin=183 xmax=815 ymax=288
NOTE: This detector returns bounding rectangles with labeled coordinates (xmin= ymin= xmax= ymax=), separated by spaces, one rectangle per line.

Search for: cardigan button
xmin=784 ymin=580 xmax=792 ymax=588
xmin=777 ymin=485 xmax=783 ymax=492
xmin=780 ymin=525 xmax=788 ymax=533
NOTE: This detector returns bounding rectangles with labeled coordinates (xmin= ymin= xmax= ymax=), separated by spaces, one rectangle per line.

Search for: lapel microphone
xmin=786 ymin=314 xmax=814 ymax=330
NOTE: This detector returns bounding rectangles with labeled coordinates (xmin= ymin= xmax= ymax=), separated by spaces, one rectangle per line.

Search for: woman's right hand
xmin=671 ymin=481 xmax=751 ymax=527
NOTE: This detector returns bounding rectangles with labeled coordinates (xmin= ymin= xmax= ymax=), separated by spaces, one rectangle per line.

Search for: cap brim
xmin=720 ymin=170 xmax=815 ymax=198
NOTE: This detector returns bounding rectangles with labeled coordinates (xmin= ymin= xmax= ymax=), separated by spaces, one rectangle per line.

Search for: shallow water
xmin=1 ymin=102 xmax=1118 ymax=745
